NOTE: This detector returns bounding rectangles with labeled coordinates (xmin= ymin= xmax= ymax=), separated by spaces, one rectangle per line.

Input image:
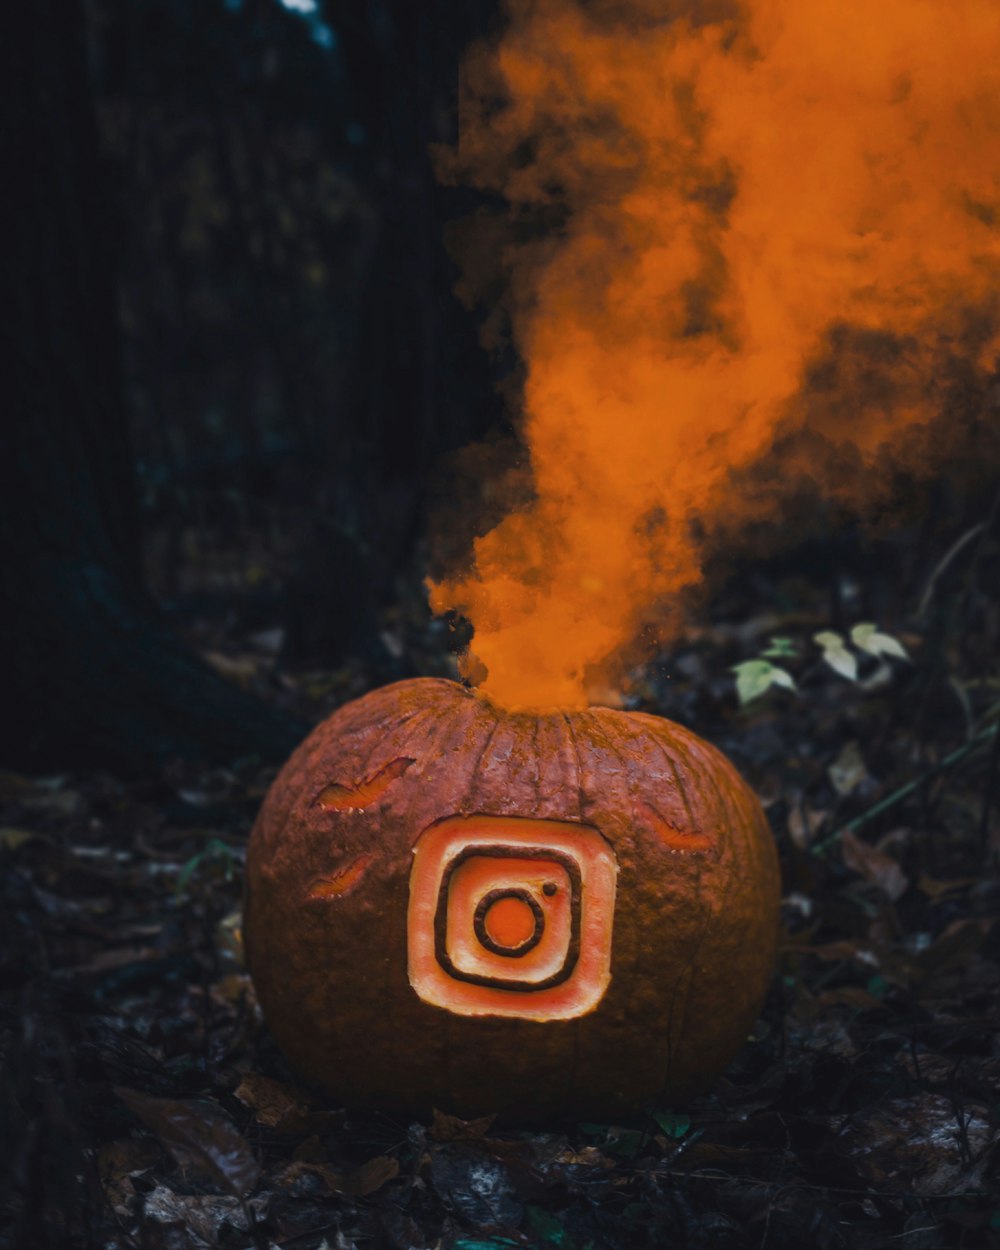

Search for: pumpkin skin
xmin=244 ymin=677 xmax=780 ymax=1122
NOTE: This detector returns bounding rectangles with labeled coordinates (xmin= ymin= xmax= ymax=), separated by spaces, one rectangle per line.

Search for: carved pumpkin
xmin=244 ymin=677 xmax=779 ymax=1121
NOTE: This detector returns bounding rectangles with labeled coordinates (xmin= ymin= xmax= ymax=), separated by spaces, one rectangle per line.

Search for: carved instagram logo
xmin=407 ymin=815 xmax=618 ymax=1020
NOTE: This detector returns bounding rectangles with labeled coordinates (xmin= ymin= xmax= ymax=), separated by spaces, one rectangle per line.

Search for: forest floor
xmin=2 ymin=504 xmax=999 ymax=1250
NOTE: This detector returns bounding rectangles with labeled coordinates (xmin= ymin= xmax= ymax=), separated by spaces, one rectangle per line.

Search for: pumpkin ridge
xmin=559 ymin=712 xmax=587 ymax=822
xmin=332 ymin=704 xmax=436 ymax=838
xmin=673 ymin=739 xmax=776 ymax=1090
xmin=658 ymin=738 xmax=722 ymax=1095
xmin=662 ymin=805 xmax=739 ymax=1094
xmin=567 ymin=708 xmax=630 ymax=1110
xmin=267 ymin=692 xmax=418 ymax=856
xmin=609 ymin=711 xmax=715 ymax=1097
xmin=681 ymin=734 xmax=756 ymax=879
xmin=649 ymin=726 xmax=699 ymax=833
xmin=259 ymin=732 xmax=329 ymax=868
xmin=529 ymin=715 xmax=542 ymax=800
xmin=621 ymin=711 xmax=727 ymax=1094
xmin=363 ymin=705 xmax=448 ymax=1095
xmin=459 ymin=703 xmax=505 ymax=816
xmin=333 ymin=702 xmax=426 ymax=749
xmin=583 ymin=709 xmax=656 ymax=1087
xmin=661 ymin=951 xmax=697 ymax=1095
xmin=443 ymin=700 xmax=505 ymax=1110
xmin=343 ymin=698 xmax=451 ymax=1104
xmin=672 ymin=733 xmax=728 ymax=860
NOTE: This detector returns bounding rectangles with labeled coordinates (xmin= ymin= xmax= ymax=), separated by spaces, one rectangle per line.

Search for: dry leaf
xmin=838 ymin=1094 xmax=996 ymax=1195
xmin=787 ymin=804 xmax=827 ymax=849
xmin=0 ymin=827 xmax=43 ymax=852
xmin=234 ymin=1072 xmax=309 ymax=1131
xmin=841 ymin=828 xmax=909 ymax=901
xmin=116 ymin=1087 xmax=260 ymax=1197
xmin=828 ymin=741 xmax=869 ymax=797
xmin=282 ymin=1154 xmax=399 ymax=1197
xmin=430 ymin=1108 xmax=497 ymax=1142
xmin=143 ymin=1185 xmax=266 ymax=1244
xmin=350 ymin=1154 xmax=399 ymax=1197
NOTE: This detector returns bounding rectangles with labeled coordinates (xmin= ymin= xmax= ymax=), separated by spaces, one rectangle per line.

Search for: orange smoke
xmin=429 ymin=0 xmax=1000 ymax=707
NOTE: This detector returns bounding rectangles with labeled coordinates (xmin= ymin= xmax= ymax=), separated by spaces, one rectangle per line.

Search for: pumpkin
xmin=244 ymin=677 xmax=779 ymax=1121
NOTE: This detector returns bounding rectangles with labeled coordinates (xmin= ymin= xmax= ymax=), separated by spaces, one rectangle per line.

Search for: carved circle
xmin=473 ymin=888 xmax=545 ymax=957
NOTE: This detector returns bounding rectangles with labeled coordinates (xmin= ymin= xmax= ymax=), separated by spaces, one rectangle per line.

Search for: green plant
xmin=731 ymin=623 xmax=910 ymax=706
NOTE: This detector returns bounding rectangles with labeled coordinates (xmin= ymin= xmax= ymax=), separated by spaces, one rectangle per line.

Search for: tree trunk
xmin=0 ymin=0 xmax=304 ymax=774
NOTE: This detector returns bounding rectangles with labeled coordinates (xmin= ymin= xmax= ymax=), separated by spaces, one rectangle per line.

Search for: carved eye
xmin=638 ymin=801 xmax=715 ymax=854
xmin=309 ymin=852 xmax=374 ymax=901
xmin=315 ymin=757 xmax=414 ymax=812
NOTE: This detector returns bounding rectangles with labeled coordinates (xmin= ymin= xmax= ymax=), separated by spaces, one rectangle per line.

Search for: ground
xmin=1 ymin=508 xmax=998 ymax=1250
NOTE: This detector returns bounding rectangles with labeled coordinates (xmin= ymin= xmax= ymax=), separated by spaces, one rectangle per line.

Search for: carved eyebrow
xmin=316 ymin=757 xmax=415 ymax=812
xmin=638 ymin=800 xmax=715 ymax=854
xmin=309 ymin=852 xmax=375 ymax=900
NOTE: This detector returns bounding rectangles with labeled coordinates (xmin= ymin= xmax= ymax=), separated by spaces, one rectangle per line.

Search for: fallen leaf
xmin=350 ymin=1154 xmax=400 ymax=1197
xmin=838 ymin=1094 xmax=996 ymax=1195
xmin=525 ymin=1205 xmax=572 ymax=1246
xmin=787 ymin=804 xmax=827 ymax=850
xmin=116 ymin=1087 xmax=260 ymax=1197
xmin=430 ymin=1142 xmax=523 ymax=1229
xmin=203 ymin=650 xmax=260 ymax=685
xmin=841 ymin=828 xmax=909 ymax=901
xmin=916 ymin=874 xmax=977 ymax=900
xmin=809 ymin=939 xmax=876 ymax=964
xmin=430 ymin=1108 xmax=497 ymax=1142
xmin=816 ymin=985 xmax=886 ymax=1012
xmin=280 ymin=1158 xmax=350 ymax=1194
xmin=0 ymin=827 xmax=44 ymax=852
xmin=653 ymin=1110 xmax=691 ymax=1139
xmin=143 ymin=1185 xmax=266 ymax=1246
xmin=912 ymin=918 xmax=994 ymax=981
xmin=234 ymin=1072 xmax=310 ymax=1131
xmin=68 ymin=945 xmax=161 ymax=975
xmin=281 ymin=1154 xmax=399 ymax=1197
xmin=828 ymin=741 xmax=869 ymax=797
xmin=99 ymin=1136 xmax=162 ymax=1182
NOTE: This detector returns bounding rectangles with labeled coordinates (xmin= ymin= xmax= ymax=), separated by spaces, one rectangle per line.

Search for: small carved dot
xmin=542 ymin=881 xmax=558 ymax=896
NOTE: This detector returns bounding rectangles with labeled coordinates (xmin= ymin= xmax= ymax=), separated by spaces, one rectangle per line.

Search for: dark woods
xmin=1 ymin=0 xmax=500 ymax=773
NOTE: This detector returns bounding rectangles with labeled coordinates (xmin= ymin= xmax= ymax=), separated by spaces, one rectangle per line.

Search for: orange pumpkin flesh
xmin=244 ymin=677 xmax=780 ymax=1122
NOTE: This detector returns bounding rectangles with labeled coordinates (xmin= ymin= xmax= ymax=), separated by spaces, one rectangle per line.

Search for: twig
xmin=916 ymin=522 xmax=987 ymax=619
xmin=815 ymin=720 xmax=999 ymax=854
xmin=979 ymin=715 xmax=1000 ymax=856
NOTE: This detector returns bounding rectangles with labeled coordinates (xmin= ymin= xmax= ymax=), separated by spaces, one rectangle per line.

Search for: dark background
xmin=2 ymin=0 xmax=508 ymax=774
xmin=3 ymin=0 xmax=998 ymax=777
xmin=2 ymin=4 xmax=999 ymax=1248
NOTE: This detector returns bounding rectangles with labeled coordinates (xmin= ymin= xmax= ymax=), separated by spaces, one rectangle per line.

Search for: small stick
xmin=916 ymin=522 xmax=987 ymax=619
xmin=814 ymin=720 xmax=998 ymax=854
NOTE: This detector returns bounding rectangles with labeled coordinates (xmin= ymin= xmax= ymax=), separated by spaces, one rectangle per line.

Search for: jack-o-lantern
xmin=244 ymin=677 xmax=779 ymax=1121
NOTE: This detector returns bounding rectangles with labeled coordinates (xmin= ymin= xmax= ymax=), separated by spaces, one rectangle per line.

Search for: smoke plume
xmin=430 ymin=0 xmax=1000 ymax=707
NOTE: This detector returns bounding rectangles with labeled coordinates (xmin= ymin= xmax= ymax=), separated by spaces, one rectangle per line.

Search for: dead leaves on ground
xmin=2 ymin=587 xmax=1000 ymax=1250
